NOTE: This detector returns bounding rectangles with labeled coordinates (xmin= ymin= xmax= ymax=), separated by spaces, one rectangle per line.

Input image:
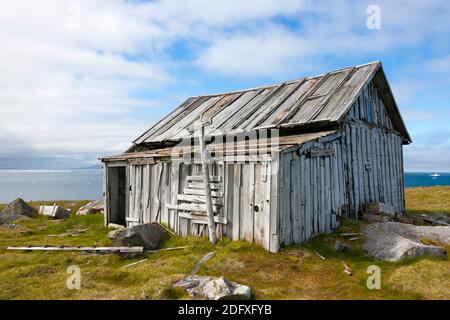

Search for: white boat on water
xmin=430 ymin=173 xmax=440 ymax=177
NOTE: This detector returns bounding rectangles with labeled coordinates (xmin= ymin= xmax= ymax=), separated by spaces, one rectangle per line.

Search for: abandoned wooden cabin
xmin=100 ymin=61 xmax=411 ymax=252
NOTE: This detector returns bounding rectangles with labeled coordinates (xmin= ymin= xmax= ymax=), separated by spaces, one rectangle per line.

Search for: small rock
xmin=39 ymin=205 xmax=71 ymax=219
xmin=1 ymin=198 xmax=37 ymax=218
xmin=174 ymin=275 xmax=251 ymax=300
xmin=334 ymin=240 xmax=351 ymax=252
xmin=76 ymin=200 xmax=104 ymax=215
xmin=108 ymin=223 xmax=167 ymax=250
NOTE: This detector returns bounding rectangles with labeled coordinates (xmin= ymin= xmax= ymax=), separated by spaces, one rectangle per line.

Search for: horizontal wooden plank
xmin=183 ymin=188 xmax=223 ymax=197
xmin=7 ymin=246 xmax=144 ymax=253
xmin=177 ymin=194 xmax=223 ymax=206
xmin=188 ymin=181 xmax=221 ymax=190
xmin=178 ymin=212 xmax=227 ymax=225
xmin=128 ymin=158 xmax=155 ymax=165
xmin=187 ymin=175 xmax=222 ymax=182
xmin=167 ymin=203 xmax=221 ymax=213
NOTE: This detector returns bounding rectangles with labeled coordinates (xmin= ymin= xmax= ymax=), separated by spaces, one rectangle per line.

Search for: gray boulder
xmin=1 ymin=198 xmax=37 ymax=218
xmin=363 ymin=222 xmax=448 ymax=262
xmin=174 ymin=275 xmax=251 ymax=300
xmin=370 ymin=222 xmax=450 ymax=244
xmin=107 ymin=223 xmax=167 ymax=250
xmin=76 ymin=200 xmax=104 ymax=215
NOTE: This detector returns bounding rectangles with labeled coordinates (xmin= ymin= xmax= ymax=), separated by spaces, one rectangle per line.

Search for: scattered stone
xmin=174 ymin=275 xmax=251 ymax=300
xmin=363 ymin=222 xmax=449 ymax=262
xmin=107 ymin=222 xmax=167 ymax=250
xmin=76 ymin=200 xmax=104 ymax=215
xmin=1 ymin=198 xmax=37 ymax=218
xmin=39 ymin=205 xmax=71 ymax=219
xmin=334 ymin=240 xmax=351 ymax=252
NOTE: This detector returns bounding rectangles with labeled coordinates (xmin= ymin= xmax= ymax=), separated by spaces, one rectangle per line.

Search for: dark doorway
xmin=108 ymin=166 xmax=126 ymax=225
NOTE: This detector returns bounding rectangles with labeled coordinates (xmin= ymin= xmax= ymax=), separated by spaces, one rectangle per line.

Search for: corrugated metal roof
xmin=134 ymin=61 xmax=409 ymax=144
xmin=102 ymin=131 xmax=338 ymax=161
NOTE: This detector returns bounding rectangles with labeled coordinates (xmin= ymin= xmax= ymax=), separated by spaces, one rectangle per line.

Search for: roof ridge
xmin=189 ymin=61 xmax=381 ymax=99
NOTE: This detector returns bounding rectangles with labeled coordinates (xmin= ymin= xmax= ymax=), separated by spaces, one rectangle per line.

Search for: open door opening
xmin=108 ymin=166 xmax=126 ymax=226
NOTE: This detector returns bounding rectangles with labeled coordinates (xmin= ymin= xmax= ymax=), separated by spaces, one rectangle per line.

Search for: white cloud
xmin=1 ymin=0 xmax=450 ymax=170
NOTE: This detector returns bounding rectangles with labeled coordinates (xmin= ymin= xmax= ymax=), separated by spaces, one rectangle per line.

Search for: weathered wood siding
xmin=343 ymin=80 xmax=405 ymax=217
xmin=275 ymin=80 xmax=405 ymax=247
xmin=278 ymin=138 xmax=345 ymax=246
xmin=119 ymin=159 xmax=275 ymax=251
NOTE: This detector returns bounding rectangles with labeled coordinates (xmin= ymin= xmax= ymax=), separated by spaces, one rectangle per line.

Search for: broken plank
xmin=190 ymin=252 xmax=216 ymax=275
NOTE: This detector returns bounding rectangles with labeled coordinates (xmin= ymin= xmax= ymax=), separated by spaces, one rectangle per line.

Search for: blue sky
xmin=0 ymin=0 xmax=449 ymax=171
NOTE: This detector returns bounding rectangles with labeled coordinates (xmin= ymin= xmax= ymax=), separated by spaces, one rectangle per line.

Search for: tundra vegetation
xmin=0 ymin=188 xmax=449 ymax=300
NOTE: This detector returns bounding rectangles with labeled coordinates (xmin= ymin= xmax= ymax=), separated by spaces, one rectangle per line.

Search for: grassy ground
xmin=0 ymin=188 xmax=449 ymax=300
xmin=405 ymin=186 xmax=450 ymax=216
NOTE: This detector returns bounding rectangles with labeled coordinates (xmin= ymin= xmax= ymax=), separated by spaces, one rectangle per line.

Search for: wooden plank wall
xmin=123 ymin=160 xmax=274 ymax=251
xmin=343 ymin=80 xmax=405 ymax=218
xmin=278 ymin=139 xmax=345 ymax=246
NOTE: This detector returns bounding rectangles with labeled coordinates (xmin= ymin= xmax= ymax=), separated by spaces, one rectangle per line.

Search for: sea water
xmin=0 ymin=170 xmax=449 ymax=203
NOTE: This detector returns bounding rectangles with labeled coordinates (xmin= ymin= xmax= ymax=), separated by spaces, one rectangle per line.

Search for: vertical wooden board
xmin=323 ymin=157 xmax=332 ymax=232
xmin=239 ymin=164 xmax=249 ymax=241
xmin=163 ymin=163 xmax=169 ymax=224
xmin=291 ymin=154 xmax=301 ymax=244
xmin=269 ymin=153 xmax=280 ymax=253
xmin=170 ymin=162 xmax=180 ymax=230
xmin=263 ymin=162 xmax=272 ymax=250
xmin=330 ymin=143 xmax=338 ymax=230
xmin=318 ymin=152 xmax=324 ymax=233
xmin=142 ymin=164 xmax=149 ymax=223
xmin=127 ymin=165 xmax=135 ymax=224
xmin=351 ymin=125 xmax=359 ymax=218
xmin=232 ymin=164 xmax=241 ymax=241
xmin=103 ymin=164 xmax=108 ymax=226
xmin=358 ymin=126 xmax=364 ymax=214
xmin=253 ymin=163 xmax=264 ymax=245
xmin=239 ymin=164 xmax=255 ymax=242
xmin=278 ymin=158 xmax=285 ymax=243
xmin=299 ymin=153 xmax=306 ymax=242
xmin=304 ymin=155 xmax=312 ymax=239
xmin=223 ymin=163 xmax=231 ymax=238
xmin=284 ymin=154 xmax=292 ymax=245
xmin=311 ymin=156 xmax=317 ymax=234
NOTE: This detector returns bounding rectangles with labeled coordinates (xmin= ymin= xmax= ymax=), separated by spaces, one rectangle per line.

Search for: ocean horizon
xmin=0 ymin=169 xmax=450 ymax=203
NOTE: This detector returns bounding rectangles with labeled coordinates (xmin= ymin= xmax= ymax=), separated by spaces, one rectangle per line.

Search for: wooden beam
xmin=7 ymin=246 xmax=144 ymax=253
